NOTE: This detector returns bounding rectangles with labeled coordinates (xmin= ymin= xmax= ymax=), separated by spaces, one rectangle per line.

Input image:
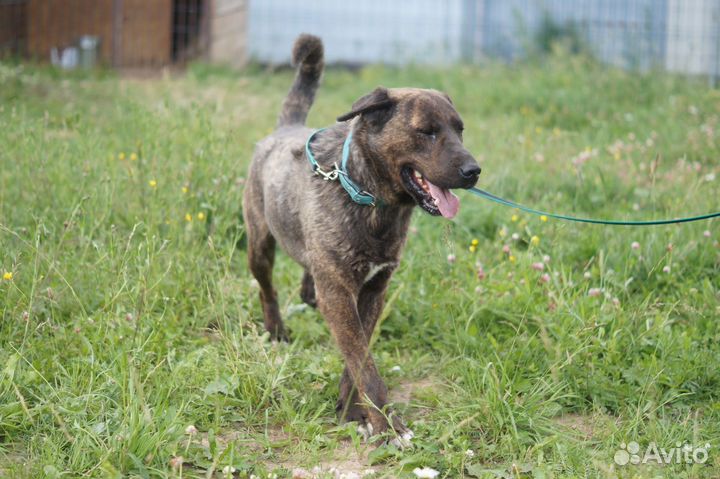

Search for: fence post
xmin=460 ymin=0 xmax=476 ymax=62
xmin=112 ymin=0 xmax=123 ymax=67
xmin=713 ymin=0 xmax=720 ymax=87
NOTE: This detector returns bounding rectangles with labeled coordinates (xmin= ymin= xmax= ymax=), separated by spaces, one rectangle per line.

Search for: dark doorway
xmin=0 ymin=0 xmax=28 ymax=58
xmin=172 ymin=0 xmax=207 ymax=62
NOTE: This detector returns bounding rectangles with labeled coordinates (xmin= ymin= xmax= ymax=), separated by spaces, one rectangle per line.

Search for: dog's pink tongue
xmin=426 ymin=181 xmax=460 ymax=219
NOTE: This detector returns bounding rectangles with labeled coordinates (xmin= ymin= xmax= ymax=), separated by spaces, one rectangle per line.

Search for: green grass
xmin=0 ymin=56 xmax=719 ymax=478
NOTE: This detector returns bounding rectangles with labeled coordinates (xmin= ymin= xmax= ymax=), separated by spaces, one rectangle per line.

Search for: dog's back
xmin=243 ymin=35 xmax=328 ymax=272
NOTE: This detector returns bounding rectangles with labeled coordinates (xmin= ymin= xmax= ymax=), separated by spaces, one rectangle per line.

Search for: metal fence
xmin=248 ymin=0 xmax=720 ymax=82
xmin=2 ymin=0 xmax=719 ymax=82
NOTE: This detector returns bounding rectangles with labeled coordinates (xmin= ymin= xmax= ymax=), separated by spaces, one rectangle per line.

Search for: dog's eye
xmin=416 ymin=128 xmax=436 ymax=140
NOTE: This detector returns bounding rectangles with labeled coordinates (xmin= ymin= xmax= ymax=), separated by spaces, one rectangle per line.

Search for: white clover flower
xmin=413 ymin=467 xmax=440 ymax=478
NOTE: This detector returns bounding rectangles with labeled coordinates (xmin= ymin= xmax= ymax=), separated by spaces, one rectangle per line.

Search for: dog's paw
xmin=389 ymin=428 xmax=414 ymax=449
xmin=336 ymin=395 xmax=368 ymax=424
xmin=356 ymin=422 xmax=374 ymax=442
xmin=358 ymin=421 xmax=414 ymax=449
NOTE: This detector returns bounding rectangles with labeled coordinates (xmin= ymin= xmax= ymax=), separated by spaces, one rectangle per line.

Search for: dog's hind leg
xmin=300 ymin=270 xmax=317 ymax=308
xmin=245 ymin=215 xmax=287 ymax=341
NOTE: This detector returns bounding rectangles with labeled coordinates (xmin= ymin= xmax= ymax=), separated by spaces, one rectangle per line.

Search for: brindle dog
xmin=243 ymin=34 xmax=480 ymax=444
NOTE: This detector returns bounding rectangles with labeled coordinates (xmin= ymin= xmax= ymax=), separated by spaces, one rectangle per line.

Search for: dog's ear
xmin=337 ymin=87 xmax=394 ymax=122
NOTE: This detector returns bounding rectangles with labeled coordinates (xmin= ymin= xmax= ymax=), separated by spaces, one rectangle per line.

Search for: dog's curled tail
xmin=276 ymin=34 xmax=324 ymax=128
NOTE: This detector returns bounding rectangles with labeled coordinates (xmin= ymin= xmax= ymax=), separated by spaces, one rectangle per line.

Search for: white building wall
xmin=665 ymin=0 xmax=720 ymax=75
xmin=245 ymin=0 xmax=720 ymax=80
xmin=248 ymin=0 xmax=465 ymax=65
xmin=210 ymin=0 xmax=248 ymax=67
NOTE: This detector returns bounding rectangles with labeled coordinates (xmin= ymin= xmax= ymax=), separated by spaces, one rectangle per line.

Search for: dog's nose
xmin=459 ymin=164 xmax=481 ymax=179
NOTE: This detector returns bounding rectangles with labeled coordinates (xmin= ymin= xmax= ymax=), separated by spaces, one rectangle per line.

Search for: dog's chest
xmin=362 ymin=261 xmax=396 ymax=284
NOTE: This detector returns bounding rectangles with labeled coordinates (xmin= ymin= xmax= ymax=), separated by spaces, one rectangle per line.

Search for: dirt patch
xmin=190 ymin=424 xmax=378 ymax=478
xmin=388 ymin=376 xmax=439 ymax=405
xmin=0 ymin=448 xmax=30 ymax=478
xmin=188 ymin=378 xmax=439 ymax=477
xmin=276 ymin=441 xmax=378 ymax=479
xmin=274 ymin=377 xmax=441 ymax=477
xmin=554 ymin=413 xmax=597 ymax=440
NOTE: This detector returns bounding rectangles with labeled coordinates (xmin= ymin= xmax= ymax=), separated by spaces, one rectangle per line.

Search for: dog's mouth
xmin=400 ymin=166 xmax=460 ymax=218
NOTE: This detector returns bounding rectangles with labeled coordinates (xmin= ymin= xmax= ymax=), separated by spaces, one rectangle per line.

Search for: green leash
xmin=306 ymin=128 xmax=718 ymax=225
xmin=467 ymin=187 xmax=720 ymax=226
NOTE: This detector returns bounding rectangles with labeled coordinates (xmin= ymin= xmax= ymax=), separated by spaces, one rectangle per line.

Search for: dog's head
xmin=338 ymin=87 xmax=480 ymax=218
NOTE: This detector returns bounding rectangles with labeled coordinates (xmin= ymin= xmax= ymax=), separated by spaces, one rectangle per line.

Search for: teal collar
xmin=305 ymin=128 xmax=377 ymax=206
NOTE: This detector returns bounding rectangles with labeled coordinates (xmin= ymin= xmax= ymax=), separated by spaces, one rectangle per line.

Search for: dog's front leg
xmin=313 ymin=273 xmax=391 ymax=437
xmin=336 ymin=269 xmax=407 ymax=434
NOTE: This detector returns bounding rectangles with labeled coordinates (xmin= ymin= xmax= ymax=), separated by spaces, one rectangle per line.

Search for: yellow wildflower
xmin=511 ymin=214 xmax=519 ymax=222
xmin=130 ymin=153 xmax=138 ymax=161
xmin=552 ymin=127 xmax=561 ymax=137
xmin=509 ymin=255 xmax=516 ymax=263
xmin=149 ymin=179 xmax=157 ymax=188
xmin=181 ymin=186 xmax=189 ymax=194
xmin=3 ymin=271 xmax=12 ymax=281
xmin=540 ymin=215 xmax=548 ymax=222
xmin=499 ymin=227 xmax=507 ymax=238
xmin=469 ymin=245 xmax=477 ymax=253
xmin=118 ymin=152 xmax=125 ymax=160
xmin=185 ymin=213 xmax=192 ymax=222
xmin=197 ymin=212 xmax=205 ymax=220
xmin=471 ymin=238 xmax=479 ymax=246
xmin=530 ymin=235 xmax=540 ymax=246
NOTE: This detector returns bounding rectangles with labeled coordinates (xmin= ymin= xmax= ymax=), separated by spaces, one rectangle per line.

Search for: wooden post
xmin=112 ymin=0 xmax=123 ymax=67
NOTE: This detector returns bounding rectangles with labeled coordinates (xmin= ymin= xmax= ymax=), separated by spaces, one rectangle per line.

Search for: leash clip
xmin=314 ymin=163 xmax=340 ymax=181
